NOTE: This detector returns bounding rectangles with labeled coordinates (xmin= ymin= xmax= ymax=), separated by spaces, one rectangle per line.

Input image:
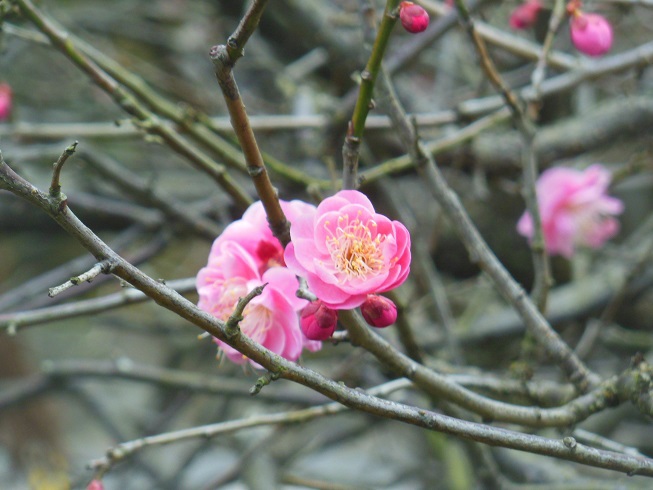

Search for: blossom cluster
xmin=509 ymin=0 xmax=613 ymax=57
xmin=197 ymin=191 xmax=411 ymax=367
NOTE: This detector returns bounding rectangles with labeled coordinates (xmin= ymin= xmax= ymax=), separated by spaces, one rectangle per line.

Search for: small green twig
xmin=49 ymin=141 xmax=77 ymax=198
xmin=342 ymin=0 xmax=401 ymax=190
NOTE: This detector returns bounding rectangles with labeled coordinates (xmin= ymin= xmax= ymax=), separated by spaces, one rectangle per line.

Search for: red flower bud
xmin=300 ymin=300 xmax=337 ymax=341
xmin=570 ymin=12 xmax=613 ymax=57
xmin=0 ymin=83 xmax=12 ymax=122
xmin=360 ymin=295 xmax=397 ymax=328
xmin=509 ymin=0 xmax=543 ymax=30
xmin=399 ymin=2 xmax=430 ymax=34
xmin=87 ymin=480 xmax=105 ymax=490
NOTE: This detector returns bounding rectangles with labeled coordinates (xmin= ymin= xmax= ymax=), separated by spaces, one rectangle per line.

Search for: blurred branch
xmin=79 ymin=149 xmax=222 ymax=240
xmin=374 ymin=67 xmax=595 ymax=391
xmin=453 ymin=0 xmax=551 ymax=310
xmin=0 ymin=278 xmax=195 ymax=332
xmin=338 ymin=308 xmax=617 ymax=427
xmin=87 ymin=378 xmax=408 ymax=475
xmin=12 ymin=0 xmax=253 ymax=209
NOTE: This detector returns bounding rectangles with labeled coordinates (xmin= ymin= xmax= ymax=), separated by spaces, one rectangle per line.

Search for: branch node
xmin=563 ymin=436 xmax=577 ymax=449
xmin=250 ymin=370 xmax=280 ymax=396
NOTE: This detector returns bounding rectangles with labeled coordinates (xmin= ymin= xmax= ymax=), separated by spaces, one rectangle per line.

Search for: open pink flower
xmin=208 ymin=199 xmax=317 ymax=274
xmin=517 ymin=165 xmax=623 ymax=258
xmin=285 ymin=190 xmax=411 ymax=309
xmin=197 ymin=240 xmax=311 ymax=366
xmin=0 ymin=83 xmax=12 ymax=121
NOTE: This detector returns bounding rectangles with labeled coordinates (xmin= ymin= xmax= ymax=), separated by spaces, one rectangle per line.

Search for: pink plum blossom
xmin=197 ymin=239 xmax=316 ymax=367
xmin=0 ymin=83 xmax=12 ymax=121
xmin=284 ymin=190 xmax=411 ymax=310
xmin=509 ymin=0 xmax=543 ymax=30
xmin=399 ymin=2 xmax=430 ymax=34
xmin=570 ymin=11 xmax=613 ymax=57
xmin=207 ymin=199 xmax=317 ymax=275
xmin=360 ymin=295 xmax=398 ymax=328
xmin=517 ymin=165 xmax=623 ymax=258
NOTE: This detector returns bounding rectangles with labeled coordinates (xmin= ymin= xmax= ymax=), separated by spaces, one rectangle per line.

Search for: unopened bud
xmin=509 ymin=0 xmax=543 ymax=30
xmin=570 ymin=12 xmax=613 ymax=57
xmin=0 ymin=84 xmax=12 ymax=122
xmin=300 ymin=300 xmax=337 ymax=341
xmin=360 ymin=295 xmax=397 ymax=328
xmin=399 ymin=2 xmax=430 ymax=34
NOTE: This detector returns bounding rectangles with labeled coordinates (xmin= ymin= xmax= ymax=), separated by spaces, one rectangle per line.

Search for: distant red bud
xmin=87 ymin=480 xmax=105 ymax=490
xmin=399 ymin=2 xmax=430 ymax=34
xmin=509 ymin=0 xmax=543 ymax=30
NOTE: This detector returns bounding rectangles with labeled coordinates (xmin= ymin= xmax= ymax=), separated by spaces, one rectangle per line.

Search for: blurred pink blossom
xmin=0 ymin=83 xmax=12 ymax=121
xmin=285 ymin=190 xmax=411 ymax=309
xmin=399 ymin=2 xmax=430 ymax=33
xmin=197 ymin=238 xmax=317 ymax=367
xmin=86 ymin=480 xmax=104 ymax=490
xmin=570 ymin=11 xmax=613 ymax=57
xmin=517 ymin=165 xmax=624 ymax=258
xmin=509 ymin=0 xmax=543 ymax=30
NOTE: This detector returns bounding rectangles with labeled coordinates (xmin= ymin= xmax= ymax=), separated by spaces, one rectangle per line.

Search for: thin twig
xmin=49 ymin=141 xmax=77 ymax=198
xmin=0 ymin=278 xmax=196 ymax=332
xmin=47 ymin=260 xmax=113 ymax=298
xmin=210 ymin=0 xmax=290 ymax=245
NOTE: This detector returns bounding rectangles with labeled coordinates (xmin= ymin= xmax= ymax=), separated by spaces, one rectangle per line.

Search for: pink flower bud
xmin=570 ymin=12 xmax=613 ymax=57
xmin=87 ymin=480 xmax=105 ymax=490
xmin=360 ymin=295 xmax=397 ymax=328
xmin=300 ymin=301 xmax=337 ymax=341
xmin=0 ymin=83 xmax=12 ymax=122
xmin=509 ymin=0 xmax=543 ymax=30
xmin=399 ymin=2 xmax=430 ymax=34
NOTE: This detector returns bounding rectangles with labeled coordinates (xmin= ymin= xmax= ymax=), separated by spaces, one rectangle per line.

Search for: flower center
xmin=325 ymin=213 xmax=386 ymax=279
